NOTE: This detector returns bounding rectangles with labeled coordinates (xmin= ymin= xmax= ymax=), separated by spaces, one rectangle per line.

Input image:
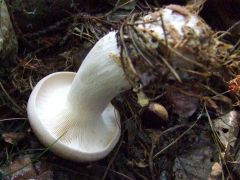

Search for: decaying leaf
xmin=36 ymin=170 xmax=53 ymax=180
xmin=208 ymin=162 xmax=223 ymax=180
xmin=169 ymin=90 xmax=199 ymax=118
xmin=137 ymin=90 xmax=149 ymax=107
xmin=34 ymin=160 xmax=53 ymax=180
xmin=203 ymin=96 xmax=219 ymax=111
xmin=173 ymin=133 xmax=214 ymax=180
xmin=2 ymin=156 xmax=54 ymax=180
xmin=3 ymin=156 xmax=36 ymax=180
xmin=2 ymin=132 xmax=26 ymax=144
xmin=228 ymin=75 xmax=240 ymax=94
xmin=213 ymin=111 xmax=239 ymax=153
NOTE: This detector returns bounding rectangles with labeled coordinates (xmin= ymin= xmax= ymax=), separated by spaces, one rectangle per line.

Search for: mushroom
xmin=27 ymin=32 xmax=130 ymax=162
xmin=27 ymin=5 xmax=211 ymax=161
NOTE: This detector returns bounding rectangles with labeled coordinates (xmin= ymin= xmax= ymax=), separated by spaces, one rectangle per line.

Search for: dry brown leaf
xmin=208 ymin=162 xmax=222 ymax=179
xmin=173 ymin=132 xmax=214 ymax=180
xmin=213 ymin=111 xmax=239 ymax=152
xmin=34 ymin=160 xmax=53 ymax=180
xmin=4 ymin=156 xmax=36 ymax=180
xmin=170 ymin=91 xmax=199 ymax=118
xmin=203 ymin=97 xmax=219 ymax=111
xmin=2 ymin=132 xmax=26 ymax=144
xmin=36 ymin=170 xmax=53 ymax=180
xmin=3 ymin=157 xmax=54 ymax=180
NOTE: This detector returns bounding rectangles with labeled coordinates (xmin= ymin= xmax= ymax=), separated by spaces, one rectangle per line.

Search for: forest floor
xmin=0 ymin=0 xmax=240 ymax=179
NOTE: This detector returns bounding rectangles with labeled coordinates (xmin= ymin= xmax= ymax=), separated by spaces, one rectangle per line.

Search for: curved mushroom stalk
xmin=28 ymin=32 xmax=130 ymax=162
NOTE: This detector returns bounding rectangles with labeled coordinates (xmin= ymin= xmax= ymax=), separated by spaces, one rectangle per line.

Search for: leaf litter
xmin=0 ymin=0 xmax=240 ymax=179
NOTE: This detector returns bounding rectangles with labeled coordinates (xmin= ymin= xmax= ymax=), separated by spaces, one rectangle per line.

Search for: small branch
xmin=102 ymin=137 xmax=123 ymax=180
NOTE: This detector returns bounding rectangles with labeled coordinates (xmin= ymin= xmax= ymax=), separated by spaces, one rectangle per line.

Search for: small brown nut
xmin=148 ymin=102 xmax=168 ymax=121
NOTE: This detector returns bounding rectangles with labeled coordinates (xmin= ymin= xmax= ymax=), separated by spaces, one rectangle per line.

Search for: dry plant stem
xmin=102 ymin=137 xmax=123 ymax=180
xmin=94 ymin=165 xmax=135 ymax=180
xmin=148 ymin=124 xmax=188 ymax=175
xmin=149 ymin=139 xmax=157 ymax=180
xmin=119 ymin=25 xmax=138 ymax=85
xmin=128 ymin=27 xmax=155 ymax=68
xmin=153 ymin=120 xmax=200 ymax=159
xmin=0 ymin=82 xmax=24 ymax=114
xmin=105 ymin=170 xmax=134 ymax=180
xmin=204 ymin=104 xmax=232 ymax=179
xmin=187 ymin=0 xmax=206 ymax=14
xmin=132 ymin=169 xmax=148 ymax=180
xmin=217 ymin=21 xmax=240 ymax=39
xmin=0 ymin=118 xmax=27 ymax=122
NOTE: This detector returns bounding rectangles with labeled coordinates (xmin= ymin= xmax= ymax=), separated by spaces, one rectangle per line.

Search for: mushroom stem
xmin=67 ymin=32 xmax=130 ymax=122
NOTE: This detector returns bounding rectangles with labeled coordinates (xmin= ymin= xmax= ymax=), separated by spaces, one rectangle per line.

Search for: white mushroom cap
xmin=28 ymin=32 xmax=130 ymax=162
